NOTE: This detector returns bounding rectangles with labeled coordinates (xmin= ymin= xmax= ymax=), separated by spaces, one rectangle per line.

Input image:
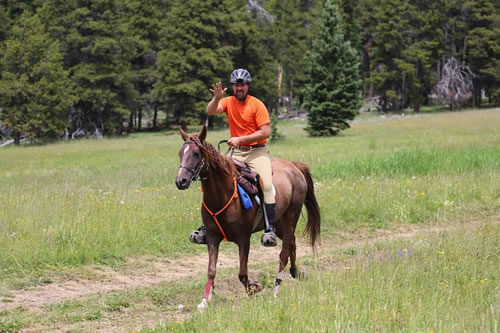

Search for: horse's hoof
xmin=290 ymin=267 xmax=305 ymax=280
xmin=247 ymin=281 xmax=263 ymax=295
xmin=197 ymin=298 xmax=208 ymax=312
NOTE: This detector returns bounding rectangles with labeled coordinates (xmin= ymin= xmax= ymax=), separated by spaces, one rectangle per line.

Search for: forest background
xmin=0 ymin=0 xmax=499 ymax=143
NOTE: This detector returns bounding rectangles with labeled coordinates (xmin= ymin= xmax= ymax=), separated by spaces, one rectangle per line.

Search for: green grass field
xmin=149 ymin=222 xmax=498 ymax=333
xmin=0 ymin=108 xmax=499 ymax=331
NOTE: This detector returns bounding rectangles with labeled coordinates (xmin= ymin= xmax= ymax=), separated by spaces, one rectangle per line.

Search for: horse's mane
xmin=190 ymin=134 xmax=235 ymax=180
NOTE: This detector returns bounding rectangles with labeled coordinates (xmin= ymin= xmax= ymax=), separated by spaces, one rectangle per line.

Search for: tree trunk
xmin=381 ymin=95 xmax=387 ymax=112
xmin=413 ymin=102 xmax=420 ymax=113
xmin=180 ymin=121 xmax=187 ymax=131
xmin=153 ymin=106 xmax=158 ymax=129
xmin=138 ymin=106 xmax=143 ymax=131
xmin=129 ymin=111 xmax=134 ymax=132
xmin=473 ymin=79 xmax=481 ymax=108
xmin=14 ymin=131 xmax=20 ymax=145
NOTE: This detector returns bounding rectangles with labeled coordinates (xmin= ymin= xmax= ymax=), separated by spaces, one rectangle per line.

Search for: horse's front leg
xmin=198 ymin=238 xmax=220 ymax=312
xmin=238 ymin=237 xmax=263 ymax=295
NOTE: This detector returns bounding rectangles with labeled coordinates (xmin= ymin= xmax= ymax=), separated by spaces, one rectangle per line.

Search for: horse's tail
xmin=292 ymin=161 xmax=321 ymax=250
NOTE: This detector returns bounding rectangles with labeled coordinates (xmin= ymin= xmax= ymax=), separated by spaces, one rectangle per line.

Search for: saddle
xmin=232 ymin=159 xmax=260 ymax=198
xmin=232 ymin=158 xmax=268 ymax=232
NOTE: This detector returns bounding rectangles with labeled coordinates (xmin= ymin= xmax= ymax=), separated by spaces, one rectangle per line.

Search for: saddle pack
xmin=232 ymin=159 xmax=260 ymax=197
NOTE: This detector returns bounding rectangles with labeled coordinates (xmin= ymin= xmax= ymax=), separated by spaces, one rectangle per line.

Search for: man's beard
xmin=235 ymin=91 xmax=247 ymax=102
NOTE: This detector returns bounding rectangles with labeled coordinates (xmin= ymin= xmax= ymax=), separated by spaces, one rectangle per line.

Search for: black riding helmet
xmin=230 ymin=68 xmax=252 ymax=84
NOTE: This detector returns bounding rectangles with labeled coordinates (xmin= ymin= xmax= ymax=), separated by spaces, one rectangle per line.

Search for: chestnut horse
xmin=175 ymin=125 xmax=320 ymax=310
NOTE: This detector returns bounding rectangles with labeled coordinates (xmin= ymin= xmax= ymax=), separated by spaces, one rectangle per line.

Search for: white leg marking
xmin=274 ymin=271 xmax=285 ymax=298
xmin=273 ymin=285 xmax=281 ymax=298
xmin=197 ymin=298 xmax=208 ymax=312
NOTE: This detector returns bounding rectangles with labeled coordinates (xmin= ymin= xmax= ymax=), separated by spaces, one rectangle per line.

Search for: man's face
xmin=232 ymin=83 xmax=249 ymax=102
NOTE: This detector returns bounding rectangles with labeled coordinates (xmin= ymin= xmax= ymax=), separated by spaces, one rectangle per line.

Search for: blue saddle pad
xmin=237 ymin=184 xmax=253 ymax=210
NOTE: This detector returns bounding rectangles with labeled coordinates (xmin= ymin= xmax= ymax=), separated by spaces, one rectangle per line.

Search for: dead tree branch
xmin=434 ymin=56 xmax=476 ymax=110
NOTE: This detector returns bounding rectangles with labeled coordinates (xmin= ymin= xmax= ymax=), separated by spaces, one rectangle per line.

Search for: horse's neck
xmin=201 ymin=167 xmax=235 ymax=207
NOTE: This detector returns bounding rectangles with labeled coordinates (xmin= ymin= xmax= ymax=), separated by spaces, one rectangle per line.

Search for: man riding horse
xmin=190 ymin=68 xmax=277 ymax=247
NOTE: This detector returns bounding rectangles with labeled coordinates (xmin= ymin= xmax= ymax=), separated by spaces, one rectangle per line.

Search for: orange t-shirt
xmin=220 ymin=95 xmax=270 ymax=146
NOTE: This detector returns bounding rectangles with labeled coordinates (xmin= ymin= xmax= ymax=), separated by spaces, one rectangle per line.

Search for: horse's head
xmin=175 ymin=125 xmax=207 ymax=190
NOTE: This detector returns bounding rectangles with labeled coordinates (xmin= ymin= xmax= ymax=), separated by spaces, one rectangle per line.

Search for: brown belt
xmin=236 ymin=144 xmax=266 ymax=151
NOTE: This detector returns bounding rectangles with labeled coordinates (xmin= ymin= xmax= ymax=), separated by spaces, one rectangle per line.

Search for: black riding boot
xmin=261 ymin=203 xmax=277 ymax=247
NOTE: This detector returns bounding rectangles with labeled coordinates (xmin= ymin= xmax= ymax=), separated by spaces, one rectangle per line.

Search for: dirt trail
xmin=1 ymin=239 xmax=306 ymax=312
xmin=2 ymin=218 xmax=497 ymax=333
xmin=0 ymin=224 xmax=442 ymax=313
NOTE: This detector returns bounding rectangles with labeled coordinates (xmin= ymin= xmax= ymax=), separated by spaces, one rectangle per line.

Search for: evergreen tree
xmin=464 ymin=0 xmax=499 ymax=106
xmin=121 ymin=0 xmax=167 ymax=131
xmin=231 ymin=6 xmax=278 ymax=111
xmin=396 ymin=1 xmax=441 ymax=112
xmin=39 ymin=0 xmax=136 ymax=136
xmin=267 ymin=0 xmax=318 ymax=110
xmin=0 ymin=4 xmax=9 ymax=80
xmin=269 ymin=113 xmax=284 ymax=142
xmin=0 ymin=4 xmax=9 ymax=43
xmin=303 ymin=0 xmax=362 ymax=136
xmin=153 ymin=0 xmax=236 ymax=128
xmin=365 ymin=0 xmax=412 ymax=111
xmin=336 ymin=0 xmax=363 ymax=52
xmin=0 ymin=12 xmax=75 ymax=143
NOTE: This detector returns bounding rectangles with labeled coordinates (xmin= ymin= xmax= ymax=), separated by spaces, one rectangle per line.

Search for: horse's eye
xmin=193 ymin=151 xmax=200 ymax=158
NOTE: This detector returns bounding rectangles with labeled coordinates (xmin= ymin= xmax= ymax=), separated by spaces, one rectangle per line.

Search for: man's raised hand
xmin=210 ymin=82 xmax=227 ymax=100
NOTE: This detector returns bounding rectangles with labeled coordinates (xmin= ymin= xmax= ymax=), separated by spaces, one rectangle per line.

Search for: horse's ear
xmin=199 ymin=124 xmax=207 ymax=142
xmin=179 ymin=128 xmax=189 ymax=142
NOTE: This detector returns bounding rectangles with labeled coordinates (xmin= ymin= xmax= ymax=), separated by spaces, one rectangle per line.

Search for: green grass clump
xmin=152 ymin=222 xmax=498 ymax=332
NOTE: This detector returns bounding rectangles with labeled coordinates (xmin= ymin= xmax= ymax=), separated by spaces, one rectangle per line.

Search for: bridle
xmin=178 ymin=140 xmax=207 ymax=182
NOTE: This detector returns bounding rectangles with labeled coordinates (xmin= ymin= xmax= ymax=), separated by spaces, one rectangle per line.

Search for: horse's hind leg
xmin=274 ymin=231 xmax=291 ymax=297
xmin=274 ymin=208 xmax=302 ymax=296
xmin=289 ymin=234 xmax=300 ymax=278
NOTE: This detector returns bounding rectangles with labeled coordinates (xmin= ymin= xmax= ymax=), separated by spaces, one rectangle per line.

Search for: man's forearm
xmin=237 ymin=126 xmax=271 ymax=145
xmin=207 ymin=97 xmax=221 ymax=115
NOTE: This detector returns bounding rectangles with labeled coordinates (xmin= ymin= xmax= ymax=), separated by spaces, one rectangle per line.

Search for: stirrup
xmin=261 ymin=229 xmax=277 ymax=247
xmin=190 ymin=226 xmax=207 ymax=244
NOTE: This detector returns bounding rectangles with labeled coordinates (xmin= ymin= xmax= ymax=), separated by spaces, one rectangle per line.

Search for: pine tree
xmin=38 ymin=0 xmax=136 ymax=137
xmin=268 ymin=0 xmax=318 ymax=110
xmin=269 ymin=113 xmax=284 ymax=143
xmin=152 ymin=0 xmax=236 ymax=128
xmin=303 ymin=0 xmax=362 ymax=137
xmin=121 ymin=0 xmax=167 ymax=131
xmin=0 ymin=12 xmax=75 ymax=143
xmin=230 ymin=5 xmax=278 ymax=111
xmin=336 ymin=0 xmax=363 ymax=53
xmin=0 ymin=5 xmax=9 ymax=80
xmin=464 ymin=0 xmax=499 ymax=106
xmin=0 ymin=4 xmax=9 ymax=43
xmin=365 ymin=0 xmax=413 ymax=111
xmin=396 ymin=1 xmax=441 ymax=112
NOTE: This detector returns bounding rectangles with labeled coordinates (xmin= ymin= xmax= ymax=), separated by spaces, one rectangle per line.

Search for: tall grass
xmin=315 ymin=146 xmax=499 ymax=178
xmin=0 ymin=109 xmax=499 ymax=285
xmin=152 ymin=221 xmax=499 ymax=332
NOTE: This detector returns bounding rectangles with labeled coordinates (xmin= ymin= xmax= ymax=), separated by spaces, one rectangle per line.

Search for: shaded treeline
xmin=0 ymin=0 xmax=498 ymax=142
